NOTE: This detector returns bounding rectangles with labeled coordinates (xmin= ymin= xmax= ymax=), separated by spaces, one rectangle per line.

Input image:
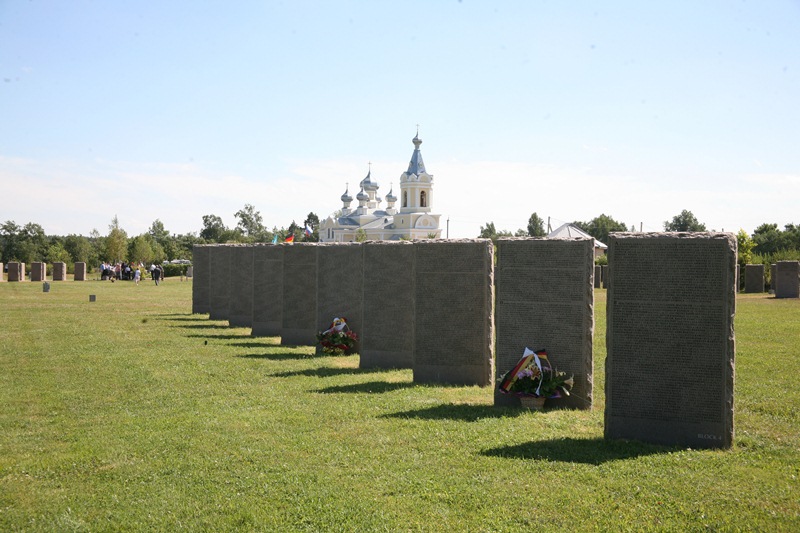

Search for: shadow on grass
xmin=175 ymin=323 xmax=233 ymax=330
xmin=229 ymin=341 xmax=281 ymax=349
xmin=271 ymin=367 xmax=396 ymax=379
xmin=481 ymin=437 xmax=673 ymax=465
xmin=187 ymin=333 xmax=252 ymax=340
xmin=153 ymin=313 xmax=196 ymax=317
xmin=158 ymin=316 xmax=208 ymax=322
xmin=383 ymin=403 xmax=528 ymax=422
xmin=314 ymin=381 xmax=415 ymax=394
xmin=236 ymin=352 xmax=314 ymax=361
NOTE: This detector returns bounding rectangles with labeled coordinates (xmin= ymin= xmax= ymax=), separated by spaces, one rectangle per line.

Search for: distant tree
xmin=303 ymin=212 xmax=320 ymax=242
xmin=105 ymin=216 xmax=128 ymax=262
xmin=0 ymin=221 xmax=48 ymax=263
xmin=664 ymin=210 xmax=706 ymax=232
xmin=64 ymin=234 xmax=95 ymax=266
xmin=514 ymin=228 xmax=528 ymax=237
xmin=45 ymin=241 xmax=72 ymax=264
xmin=478 ymin=221 xmax=513 ymax=243
xmin=527 ymin=212 xmax=546 ymax=237
xmin=200 ymin=214 xmax=227 ymax=242
xmin=287 ymin=221 xmax=301 ymax=242
xmin=234 ymin=204 xmax=266 ymax=240
xmin=737 ymin=229 xmax=755 ymax=266
xmin=574 ymin=214 xmax=628 ymax=244
xmin=355 ymin=228 xmax=367 ymax=242
xmin=752 ymin=223 xmax=781 ymax=255
xmin=0 ymin=220 xmax=22 ymax=262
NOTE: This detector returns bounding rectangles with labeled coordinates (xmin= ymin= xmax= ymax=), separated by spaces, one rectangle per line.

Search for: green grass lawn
xmin=1 ymin=280 xmax=798 ymax=531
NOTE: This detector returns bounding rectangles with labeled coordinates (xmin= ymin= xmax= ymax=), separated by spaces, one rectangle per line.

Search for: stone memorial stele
xmin=228 ymin=245 xmax=254 ymax=328
xmin=775 ymin=261 xmax=800 ymax=299
xmin=360 ymin=241 xmax=414 ymax=369
xmin=412 ymin=239 xmax=494 ymax=386
xmin=252 ymin=244 xmax=283 ymax=337
xmin=281 ymin=243 xmax=318 ymax=346
xmin=8 ymin=262 xmax=25 ymax=282
xmin=605 ymin=232 xmax=736 ymax=449
xmin=594 ymin=264 xmax=602 ymax=288
xmin=208 ymin=245 xmax=232 ymax=321
xmin=30 ymin=262 xmax=45 ymax=282
xmin=744 ymin=264 xmax=764 ymax=293
xmin=601 ymin=264 xmax=609 ymax=289
xmin=191 ymin=245 xmax=210 ymax=314
xmin=495 ymin=238 xmax=595 ymax=410
xmin=316 ymin=243 xmax=363 ymax=354
xmin=74 ymin=262 xmax=87 ymax=281
xmin=770 ymin=264 xmax=777 ymax=294
xmin=52 ymin=262 xmax=67 ymax=281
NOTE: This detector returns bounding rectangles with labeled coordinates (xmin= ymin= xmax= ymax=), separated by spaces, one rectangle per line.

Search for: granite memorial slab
xmin=228 ymin=245 xmax=255 ymax=327
xmin=744 ymin=264 xmax=764 ymax=293
xmin=52 ymin=262 xmax=67 ymax=281
xmin=775 ymin=261 xmax=800 ymax=299
xmin=191 ymin=245 xmax=210 ymax=314
xmin=281 ymin=243 xmax=318 ymax=346
xmin=209 ymin=245 xmax=232 ymax=321
xmin=316 ymin=242 xmax=363 ymax=354
xmin=30 ymin=262 xmax=45 ymax=282
xmin=74 ymin=262 xmax=87 ymax=281
xmin=252 ymin=244 xmax=284 ymax=337
xmin=605 ymin=232 xmax=736 ymax=449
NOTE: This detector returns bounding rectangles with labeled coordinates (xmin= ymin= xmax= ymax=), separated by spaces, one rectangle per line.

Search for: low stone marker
xmin=8 ymin=262 xmax=26 ymax=282
xmin=186 ymin=266 xmax=193 ymax=278
xmin=74 ymin=262 xmax=87 ymax=281
xmin=412 ymin=239 xmax=494 ymax=386
xmin=252 ymin=244 xmax=284 ymax=337
xmin=281 ymin=243 xmax=318 ymax=346
xmin=191 ymin=245 xmax=210 ymax=314
xmin=775 ymin=261 xmax=800 ymax=298
xmin=495 ymin=238 xmax=594 ymax=409
xmin=605 ymin=232 xmax=736 ymax=449
xmin=209 ymin=245 xmax=232 ymax=321
xmin=43 ymin=282 xmax=50 ymax=293
xmin=89 ymin=294 xmax=96 ymax=302
xmin=744 ymin=264 xmax=764 ymax=293
xmin=52 ymin=262 xmax=67 ymax=281
xmin=30 ymin=262 xmax=46 ymax=282
xmin=360 ymin=241 xmax=414 ymax=369
xmin=316 ymin=243 xmax=363 ymax=354
xmin=228 ymin=245 xmax=254 ymax=328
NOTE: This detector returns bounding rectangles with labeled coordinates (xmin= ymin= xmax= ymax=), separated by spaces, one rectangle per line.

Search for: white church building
xmin=319 ymin=133 xmax=442 ymax=242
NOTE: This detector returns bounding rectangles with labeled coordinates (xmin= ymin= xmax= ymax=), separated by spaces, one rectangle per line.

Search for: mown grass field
xmin=1 ymin=279 xmax=798 ymax=531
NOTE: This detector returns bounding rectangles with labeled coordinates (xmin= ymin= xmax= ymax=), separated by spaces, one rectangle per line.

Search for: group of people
xmin=99 ymin=261 xmax=165 ymax=285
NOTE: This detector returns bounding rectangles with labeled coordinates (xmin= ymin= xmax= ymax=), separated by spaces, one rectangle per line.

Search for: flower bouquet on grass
xmin=498 ymin=347 xmax=574 ymax=409
xmin=316 ymin=317 xmax=358 ymax=356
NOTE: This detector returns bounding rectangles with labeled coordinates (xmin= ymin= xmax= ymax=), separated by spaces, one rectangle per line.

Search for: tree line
xmin=478 ymin=210 xmax=800 ymax=265
xmin=0 ymin=204 xmax=320 ymax=271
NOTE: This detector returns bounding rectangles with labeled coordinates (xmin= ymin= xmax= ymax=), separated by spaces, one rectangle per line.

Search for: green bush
xmin=161 ymin=263 xmax=190 ymax=278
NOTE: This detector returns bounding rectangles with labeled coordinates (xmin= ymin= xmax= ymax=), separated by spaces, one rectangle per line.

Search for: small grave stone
xmin=495 ymin=238 xmax=594 ymax=409
xmin=744 ymin=264 xmax=765 ymax=293
xmin=186 ymin=266 xmax=193 ymax=278
xmin=52 ymin=262 xmax=67 ymax=281
xmin=605 ymin=232 xmax=736 ymax=449
xmin=191 ymin=245 xmax=210 ymax=314
xmin=74 ymin=262 xmax=87 ymax=281
xmin=361 ymin=241 xmax=414 ymax=369
xmin=228 ymin=245 xmax=254 ymax=328
xmin=252 ymin=244 xmax=284 ymax=337
xmin=412 ymin=239 xmax=494 ymax=386
xmin=43 ymin=281 xmax=50 ymax=293
xmin=281 ymin=243 xmax=318 ymax=346
xmin=7 ymin=262 xmax=25 ymax=282
xmin=30 ymin=262 xmax=45 ymax=282
xmin=775 ymin=261 xmax=800 ymax=299
xmin=89 ymin=294 xmax=96 ymax=302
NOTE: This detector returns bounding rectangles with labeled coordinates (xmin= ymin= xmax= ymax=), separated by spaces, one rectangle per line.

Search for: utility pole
xmin=446 ymin=217 xmax=450 ymax=239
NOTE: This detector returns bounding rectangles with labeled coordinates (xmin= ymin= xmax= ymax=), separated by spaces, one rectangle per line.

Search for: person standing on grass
xmin=134 ymin=267 xmax=141 ymax=285
xmin=152 ymin=264 xmax=161 ymax=286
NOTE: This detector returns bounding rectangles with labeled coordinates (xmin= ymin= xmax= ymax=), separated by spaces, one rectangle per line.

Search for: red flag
xmin=285 ymin=234 xmax=294 ymax=243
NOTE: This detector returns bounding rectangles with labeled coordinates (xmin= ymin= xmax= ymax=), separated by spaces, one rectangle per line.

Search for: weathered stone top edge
xmin=609 ymin=232 xmax=735 ymax=242
xmin=497 ymin=237 xmax=592 ymax=242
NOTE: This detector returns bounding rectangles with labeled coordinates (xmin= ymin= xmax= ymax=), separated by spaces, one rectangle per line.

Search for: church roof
xmin=406 ymin=134 xmax=426 ymax=175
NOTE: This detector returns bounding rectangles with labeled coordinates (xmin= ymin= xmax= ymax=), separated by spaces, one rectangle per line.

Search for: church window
xmin=402 ymin=191 xmax=407 ymax=207
xmin=420 ymin=191 xmax=427 ymax=208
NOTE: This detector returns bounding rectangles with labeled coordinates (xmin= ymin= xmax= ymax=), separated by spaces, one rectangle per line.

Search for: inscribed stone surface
xmin=30 ymin=262 xmax=45 ymax=282
xmin=361 ymin=241 xmax=414 ymax=368
xmin=281 ymin=243 xmax=318 ymax=346
xmin=191 ymin=245 xmax=210 ymax=314
xmin=53 ymin=262 xmax=67 ymax=281
xmin=605 ymin=232 xmax=736 ymax=449
xmin=74 ymin=262 xmax=87 ymax=281
xmin=412 ymin=239 xmax=493 ymax=386
xmin=209 ymin=245 xmax=232 ymax=321
xmin=228 ymin=245 xmax=254 ymax=327
xmin=775 ymin=261 xmax=800 ymax=298
xmin=316 ymin=243 xmax=363 ymax=354
xmin=495 ymin=238 xmax=594 ymax=409
xmin=7 ymin=262 xmax=25 ymax=282
xmin=601 ymin=265 xmax=609 ymax=289
xmin=594 ymin=264 xmax=602 ymax=288
xmin=744 ymin=264 xmax=764 ymax=293
xmin=252 ymin=244 xmax=284 ymax=337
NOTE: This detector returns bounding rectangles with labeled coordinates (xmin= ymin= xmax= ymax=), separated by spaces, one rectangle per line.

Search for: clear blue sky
xmin=2 ymin=1 xmax=798 ymax=239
